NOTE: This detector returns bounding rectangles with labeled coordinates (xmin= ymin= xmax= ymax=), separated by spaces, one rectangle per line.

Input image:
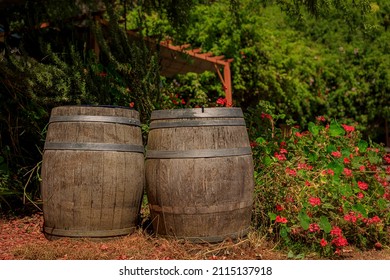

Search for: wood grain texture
xmin=41 ymin=106 xmax=144 ymax=240
xmin=145 ymin=108 xmax=255 ymax=243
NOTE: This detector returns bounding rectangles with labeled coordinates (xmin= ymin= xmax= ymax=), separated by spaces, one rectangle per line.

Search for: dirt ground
xmin=1 ymin=212 xmax=389 ymax=260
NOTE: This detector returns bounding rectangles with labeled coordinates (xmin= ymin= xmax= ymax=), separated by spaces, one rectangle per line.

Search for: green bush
xmin=250 ymin=113 xmax=389 ymax=257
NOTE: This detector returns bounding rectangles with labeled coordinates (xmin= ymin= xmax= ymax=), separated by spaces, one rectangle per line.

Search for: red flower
xmin=98 ymin=72 xmax=107 ymax=77
xmin=330 ymin=226 xmax=342 ymax=237
xmin=316 ymin=116 xmax=326 ymax=122
xmin=366 ymin=216 xmax=381 ymax=225
xmin=250 ymin=141 xmax=258 ymax=148
xmin=309 ymin=223 xmax=320 ymax=233
xmin=343 ymin=157 xmax=350 ymax=164
xmin=274 ymin=152 xmax=286 ymax=161
xmin=331 ymin=151 xmax=342 ymax=158
xmin=181 ymin=99 xmax=186 ymax=105
xmin=276 ymin=204 xmax=284 ymax=211
xmin=359 ymin=165 xmax=366 ymax=172
xmin=308 ymin=197 xmax=321 ymax=207
xmin=344 ymin=212 xmax=357 ymax=223
xmin=261 ymin=112 xmax=272 ymax=120
xmin=357 ymin=192 xmax=364 ymax=199
xmin=279 ymin=148 xmax=288 ymax=154
xmin=320 ymin=238 xmax=328 ymax=247
xmin=332 ymin=236 xmax=348 ymax=247
xmin=295 ymin=132 xmax=303 ymax=137
xmin=326 ymin=169 xmax=335 ymax=176
xmin=129 ymin=102 xmax=135 ymax=108
xmin=216 ymin=97 xmax=227 ymax=105
xmin=342 ymin=124 xmax=355 ymax=133
xmin=357 ymin=181 xmax=368 ymax=191
xmin=305 ymin=180 xmax=311 ymax=186
xmin=285 ymin=167 xmax=297 ymax=176
xmin=275 ymin=216 xmax=288 ymax=224
xmin=384 ymin=154 xmax=390 ymax=164
xmin=343 ymin=168 xmax=353 ymax=177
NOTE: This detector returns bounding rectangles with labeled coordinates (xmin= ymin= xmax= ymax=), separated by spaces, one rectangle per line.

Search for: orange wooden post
xmin=224 ymin=63 xmax=232 ymax=107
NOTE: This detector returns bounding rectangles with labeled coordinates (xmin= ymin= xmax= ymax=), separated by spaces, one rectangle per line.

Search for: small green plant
xmin=251 ymin=114 xmax=389 ymax=257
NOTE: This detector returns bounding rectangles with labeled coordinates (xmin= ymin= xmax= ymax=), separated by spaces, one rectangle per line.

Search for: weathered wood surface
xmin=41 ymin=106 xmax=144 ymax=240
xmin=145 ymin=108 xmax=254 ymax=243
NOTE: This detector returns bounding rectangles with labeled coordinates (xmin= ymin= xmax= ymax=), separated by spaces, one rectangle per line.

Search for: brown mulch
xmin=1 ymin=212 xmax=389 ymax=260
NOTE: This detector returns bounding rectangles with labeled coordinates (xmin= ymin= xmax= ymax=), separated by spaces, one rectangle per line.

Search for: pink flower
xmin=331 ymin=151 xmax=342 ymax=158
xmin=316 ymin=116 xmax=326 ymax=122
xmin=330 ymin=226 xmax=342 ymax=237
xmin=309 ymin=223 xmax=320 ymax=233
xmin=320 ymin=238 xmax=328 ymax=247
xmin=343 ymin=168 xmax=353 ymax=177
xmin=357 ymin=181 xmax=368 ymax=191
xmin=275 ymin=216 xmax=288 ymax=223
xmin=342 ymin=124 xmax=355 ymax=133
xmin=308 ymin=197 xmax=321 ymax=207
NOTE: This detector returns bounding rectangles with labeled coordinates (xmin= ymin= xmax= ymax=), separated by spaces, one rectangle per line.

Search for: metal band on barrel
xmin=44 ymin=142 xmax=144 ymax=153
xmin=146 ymin=147 xmax=251 ymax=159
xmin=151 ymin=108 xmax=244 ymax=120
xmin=49 ymin=115 xmax=141 ymax=126
xmin=149 ymin=119 xmax=246 ymax=129
xmin=44 ymin=227 xmax=134 ymax=238
xmin=150 ymin=200 xmax=252 ymax=215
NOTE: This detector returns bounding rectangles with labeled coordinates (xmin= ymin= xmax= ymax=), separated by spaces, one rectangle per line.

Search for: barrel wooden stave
xmin=41 ymin=106 xmax=144 ymax=239
xmin=145 ymin=108 xmax=254 ymax=242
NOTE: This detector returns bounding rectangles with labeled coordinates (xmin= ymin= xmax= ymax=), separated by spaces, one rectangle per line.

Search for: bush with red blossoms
xmin=251 ymin=117 xmax=389 ymax=258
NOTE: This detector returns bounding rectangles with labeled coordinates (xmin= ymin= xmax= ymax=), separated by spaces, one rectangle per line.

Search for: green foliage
xmin=250 ymin=115 xmax=389 ymax=257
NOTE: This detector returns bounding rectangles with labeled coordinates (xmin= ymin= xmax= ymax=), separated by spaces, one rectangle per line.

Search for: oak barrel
xmin=41 ymin=106 xmax=144 ymax=240
xmin=145 ymin=107 xmax=254 ymax=242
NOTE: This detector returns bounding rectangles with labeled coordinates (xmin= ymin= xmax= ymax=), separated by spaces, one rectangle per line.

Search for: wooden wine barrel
xmin=145 ymin=107 xmax=254 ymax=243
xmin=41 ymin=106 xmax=144 ymax=240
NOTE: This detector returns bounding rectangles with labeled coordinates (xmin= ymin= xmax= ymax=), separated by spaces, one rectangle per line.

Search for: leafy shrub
xmin=251 ymin=113 xmax=389 ymax=257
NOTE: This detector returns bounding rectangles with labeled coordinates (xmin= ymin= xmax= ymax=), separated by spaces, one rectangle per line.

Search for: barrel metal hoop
xmin=149 ymin=201 xmax=252 ymax=215
xmin=44 ymin=142 xmax=145 ymax=153
xmin=49 ymin=115 xmax=141 ymax=126
xmin=44 ymin=227 xmax=134 ymax=238
xmin=149 ymin=119 xmax=246 ymax=130
xmin=146 ymin=147 xmax=251 ymax=159
xmin=151 ymin=108 xmax=244 ymax=120
xmin=157 ymin=228 xmax=250 ymax=243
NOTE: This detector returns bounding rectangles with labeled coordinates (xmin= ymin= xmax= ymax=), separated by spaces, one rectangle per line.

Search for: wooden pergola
xmin=97 ymin=18 xmax=234 ymax=107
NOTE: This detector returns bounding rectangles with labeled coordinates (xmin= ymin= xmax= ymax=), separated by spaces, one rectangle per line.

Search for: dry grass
xmin=1 ymin=213 xmax=389 ymax=260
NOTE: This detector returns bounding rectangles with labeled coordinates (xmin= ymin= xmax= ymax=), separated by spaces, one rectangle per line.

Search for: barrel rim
xmin=150 ymin=107 xmax=244 ymax=120
xmin=52 ymin=105 xmax=137 ymax=110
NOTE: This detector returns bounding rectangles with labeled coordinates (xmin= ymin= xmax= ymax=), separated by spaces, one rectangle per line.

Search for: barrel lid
xmin=150 ymin=107 xmax=244 ymax=120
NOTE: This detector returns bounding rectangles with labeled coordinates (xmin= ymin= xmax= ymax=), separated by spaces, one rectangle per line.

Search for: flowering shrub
xmin=251 ymin=116 xmax=389 ymax=257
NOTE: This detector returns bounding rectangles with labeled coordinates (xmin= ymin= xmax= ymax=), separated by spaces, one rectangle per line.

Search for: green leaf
xmin=329 ymin=121 xmax=345 ymax=137
xmin=377 ymin=198 xmax=388 ymax=211
xmin=263 ymin=156 xmax=272 ymax=166
xmin=357 ymin=140 xmax=368 ymax=153
xmin=326 ymin=145 xmax=337 ymax=153
xmin=352 ymin=203 xmax=367 ymax=218
xmin=280 ymin=227 xmax=288 ymax=239
xmin=327 ymin=162 xmax=343 ymax=176
xmin=255 ymin=137 xmax=266 ymax=145
xmin=298 ymin=211 xmax=310 ymax=230
xmin=340 ymin=184 xmax=353 ymax=197
xmin=308 ymin=122 xmax=320 ymax=136
xmin=268 ymin=212 xmax=277 ymax=221
xmin=308 ymin=153 xmax=318 ymax=163
xmin=319 ymin=216 xmax=331 ymax=233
